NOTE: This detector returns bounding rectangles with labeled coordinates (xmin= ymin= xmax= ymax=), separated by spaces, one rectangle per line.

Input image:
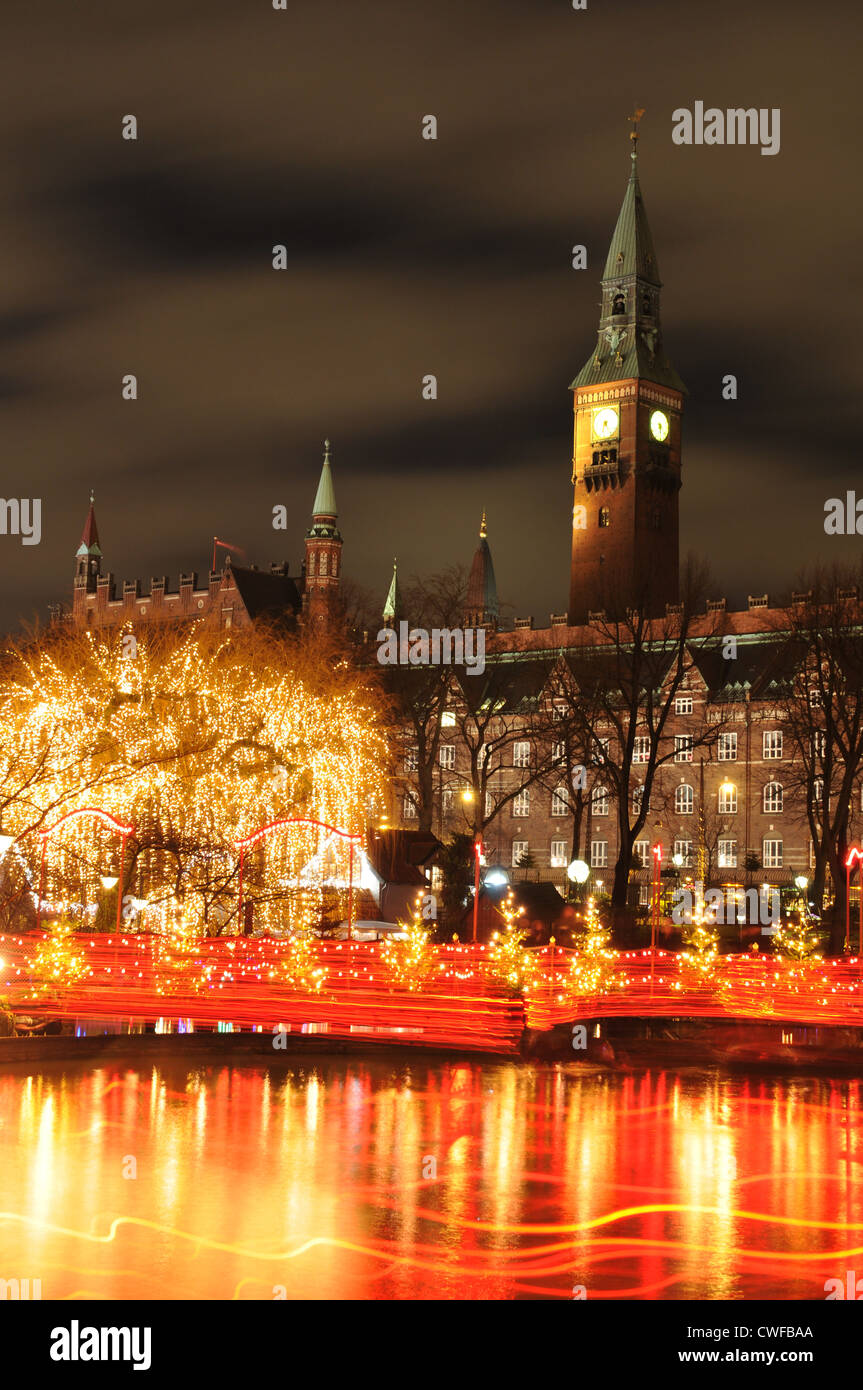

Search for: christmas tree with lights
xmin=381 ymin=892 xmax=437 ymax=991
xmin=679 ymin=889 xmax=719 ymax=981
xmin=32 ymin=921 xmax=93 ymax=994
xmin=486 ymin=890 xmax=529 ymax=990
xmin=569 ymin=895 xmax=618 ymax=994
xmin=772 ymin=913 xmax=821 ymax=968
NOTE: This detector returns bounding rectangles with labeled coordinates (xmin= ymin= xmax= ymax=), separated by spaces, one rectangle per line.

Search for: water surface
xmin=0 ymin=1058 xmax=859 ymax=1299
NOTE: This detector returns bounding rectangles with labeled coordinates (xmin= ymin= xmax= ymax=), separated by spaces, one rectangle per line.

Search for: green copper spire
xmin=383 ymin=558 xmax=401 ymax=625
xmin=312 ymin=439 xmax=338 ymax=518
xmin=570 ymin=118 xmax=685 ymax=394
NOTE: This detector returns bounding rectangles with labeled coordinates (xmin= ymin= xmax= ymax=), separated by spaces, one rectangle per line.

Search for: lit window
xmin=439 ymin=745 xmax=455 ymax=770
xmin=633 ymin=785 xmax=647 ymax=815
xmin=591 ymin=785 xmax=609 ymax=816
xmin=673 ymin=839 xmax=693 ymax=866
xmin=675 ymin=783 xmax=694 ymax=815
xmin=590 ymin=840 xmax=608 ymax=868
xmin=718 ymin=783 xmax=737 ymax=814
xmin=404 ymin=745 xmax=419 ymax=773
xmin=763 ymin=781 xmax=783 ymax=813
xmin=591 ymin=737 xmax=610 ymax=765
xmin=552 ymin=740 xmax=566 ymax=765
xmin=403 ymin=795 xmax=418 ymax=821
xmin=599 ymin=507 xmax=611 ymax=528
xmin=550 ymin=840 xmax=568 ymax=868
xmin=633 ymin=735 xmax=650 ymax=764
xmin=674 ymin=735 xmax=693 ymax=763
xmin=512 ymin=840 xmax=529 ymax=867
xmin=763 ymin=731 xmax=783 ymax=760
xmin=718 ymin=838 xmax=737 ymax=868
xmin=718 ymin=732 xmax=737 ymax=761
xmin=513 ymin=741 xmax=531 ymax=768
xmin=441 ymin=789 xmax=453 ymax=815
xmin=441 ymin=710 xmax=456 ymax=728
xmin=551 ymin=787 xmax=569 ymax=817
xmin=763 ymin=838 xmax=783 ymax=868
xmin=633 ymin=840 xmax=649 ymax=868
xmin=513 ymin=790 xmax=530 ymax=818
xmin=484 ymin=791 xmax=494 ymax=819
xmin=674 ymin=696 xmax=693 ymax=715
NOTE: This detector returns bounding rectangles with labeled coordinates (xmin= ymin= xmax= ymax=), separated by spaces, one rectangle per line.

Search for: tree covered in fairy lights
xmin=0 ymin=622 xmax=387 ymax=937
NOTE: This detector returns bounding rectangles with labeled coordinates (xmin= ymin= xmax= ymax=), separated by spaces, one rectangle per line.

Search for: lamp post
xmin=472 ymin=835 xmax=483 ymax=943
xmin=650 ymin=840 xmax=663 ymax=993
xmin=844 ymin=847 xmax=862 ymax=953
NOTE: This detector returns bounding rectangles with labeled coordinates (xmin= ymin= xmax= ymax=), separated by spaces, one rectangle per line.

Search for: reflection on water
xmin=0 ymin=1059 xmax=861 ymax=1300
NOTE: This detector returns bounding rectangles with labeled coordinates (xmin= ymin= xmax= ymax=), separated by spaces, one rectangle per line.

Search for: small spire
xmin=479 ymin=510 xmax=487 ymax=540
xmin=383 ymin=558 xmax=401 ymax=625
xmin=77 ymin=491 xmax=102 ymax=558
xmin=311 ymin=439 xmax=338 ymax=519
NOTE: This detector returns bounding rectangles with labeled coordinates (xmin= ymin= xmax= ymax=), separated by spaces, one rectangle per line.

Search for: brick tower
xmin=303 ymin=440 xmax=343 ymax=627
xmin=568 ymin=124 xmax=686 ymax=623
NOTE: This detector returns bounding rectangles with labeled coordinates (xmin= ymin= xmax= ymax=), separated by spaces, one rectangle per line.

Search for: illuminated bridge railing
xmin=3 ymin=936 xmax=863 ymax=1048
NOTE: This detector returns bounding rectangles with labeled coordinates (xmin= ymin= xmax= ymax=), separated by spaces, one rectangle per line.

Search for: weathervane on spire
xmin=628 ymin=106 xmax=646 ymax=158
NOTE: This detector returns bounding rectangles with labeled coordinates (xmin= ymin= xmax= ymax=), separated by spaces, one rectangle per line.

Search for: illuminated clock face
xmin=593 ymin=407 xmax=619 ymax=440
xmin=650 ymin=410 xmax=669 ymax=442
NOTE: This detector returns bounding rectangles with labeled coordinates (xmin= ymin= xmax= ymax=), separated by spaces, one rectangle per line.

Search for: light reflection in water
xmin=0 ymin=1061 xmax=861 ymax=1300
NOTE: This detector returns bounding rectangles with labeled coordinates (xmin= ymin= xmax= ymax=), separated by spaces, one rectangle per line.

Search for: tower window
xmin=598 ymin=507 xmax=610 ymax=528
xmin=319 ymin=552 xmax=328 ymax=577
xmin=642 ymin=292 xmax=651 ymax=314
xmin=612 ymin=293 xmax=625 ymax=315
xmin=652 ymin=509 xmax=662 ymax=531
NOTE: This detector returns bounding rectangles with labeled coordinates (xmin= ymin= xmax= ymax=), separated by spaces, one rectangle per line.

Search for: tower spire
xmin=570 ymin=119 xmax=685 ymax=394
xmin=74 ymin=490 xmax=102 ymax=594
xmin=464 ymin=513 xmax=498 ymax=630
xmin=383 ymin=558 xmax=401 ymax=626
xmin=303 ymin=439 xmax=343 ymax=627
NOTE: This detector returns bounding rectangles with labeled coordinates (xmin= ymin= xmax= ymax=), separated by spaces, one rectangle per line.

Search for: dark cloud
xmin=0 ymin=0 xmax=860 ymax=632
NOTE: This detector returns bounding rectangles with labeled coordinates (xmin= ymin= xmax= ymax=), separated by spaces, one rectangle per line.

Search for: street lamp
xmin=472 ymin=835 xmax=483 ymax=942
xmin=567 ymin=859 xmax=590 ymax=884
xmin=484 ymin=867 xmax=509 ymax=889
xmin=845 ymin=848 xmax=863 ymax=953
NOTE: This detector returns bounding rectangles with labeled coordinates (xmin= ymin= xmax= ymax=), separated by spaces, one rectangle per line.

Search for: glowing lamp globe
xmin=484 ymin=868 xmax=509 ymax=888
xmin=0 ymin=834 xmax=14 ymax=857
xmin=567 ymin=859 xmax=590 ymax=884
xmin=100 ymin=875 xmax=119 ymax=890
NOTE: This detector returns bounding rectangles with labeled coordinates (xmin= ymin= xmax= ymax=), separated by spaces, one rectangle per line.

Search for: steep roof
xmin=312 ymin=439 xmax=338 ymax=518
xmin=465 ymin=512 xmax=498 ymax=624
xmin=76 ymin=492 xmax=102 ymax=558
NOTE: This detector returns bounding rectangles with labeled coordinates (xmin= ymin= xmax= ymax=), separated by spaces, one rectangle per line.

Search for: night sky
xmin=1 ymin=0 xmax=860 ymax=634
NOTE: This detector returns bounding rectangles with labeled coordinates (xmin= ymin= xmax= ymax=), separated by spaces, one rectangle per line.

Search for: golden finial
xmin=628 ymin=106 xmax=646 ymax=155
xmin=479 ymin=510 xmax=487 ymax=540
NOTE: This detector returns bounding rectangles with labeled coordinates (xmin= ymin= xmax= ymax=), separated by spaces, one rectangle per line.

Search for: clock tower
xmin=568 ymin=125 xmax=686 ymax=624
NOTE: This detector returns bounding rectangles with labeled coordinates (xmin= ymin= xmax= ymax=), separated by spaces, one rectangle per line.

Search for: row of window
xmin=524 ymin=837 xmax=786 ymax=871
xmin=412 ymin=729 xmax=792 ymax=773
xmin=592 ymin=838 xmax=784 ymax=870
xmin=408 ymin=780 xmax=792 ymax=820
